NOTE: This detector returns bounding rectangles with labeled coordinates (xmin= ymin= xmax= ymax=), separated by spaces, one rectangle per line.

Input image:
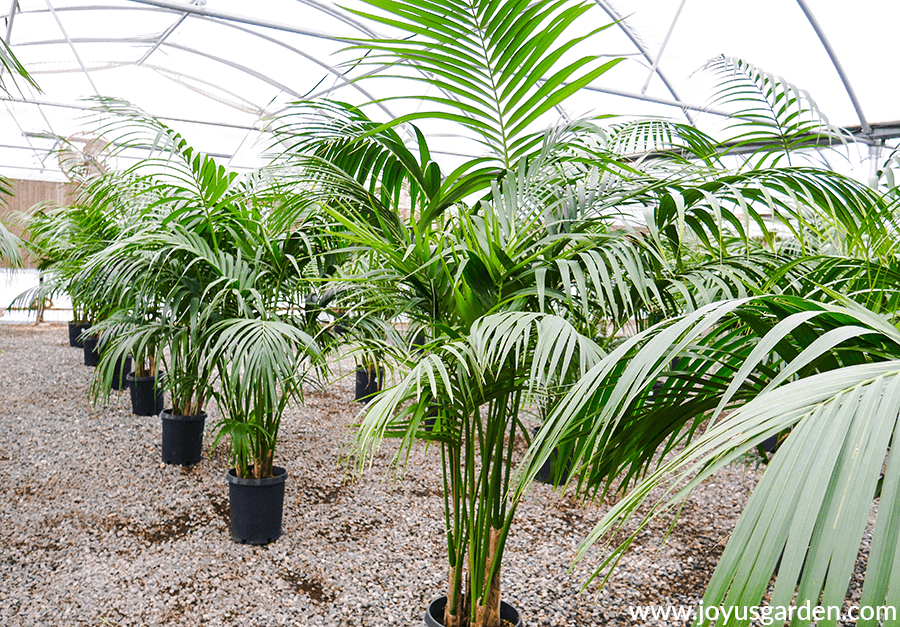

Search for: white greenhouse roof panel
xmin=0 ymin=0 xmax=895 ymax=182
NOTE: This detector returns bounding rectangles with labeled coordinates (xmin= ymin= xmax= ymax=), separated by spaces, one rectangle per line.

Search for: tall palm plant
xmin=277 ymin=1 xmax=896 ymax=624
xmin=515 ymin=68 xmax=900 ymax=627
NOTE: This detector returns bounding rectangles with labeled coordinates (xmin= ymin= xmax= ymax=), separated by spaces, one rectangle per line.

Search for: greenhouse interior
xmin=1 ymin=0 xmax=899 ymax=625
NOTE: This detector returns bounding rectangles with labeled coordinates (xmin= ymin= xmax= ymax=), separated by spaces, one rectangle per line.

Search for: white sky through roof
xmin=0 ymin=0 xmax=896 ymax=183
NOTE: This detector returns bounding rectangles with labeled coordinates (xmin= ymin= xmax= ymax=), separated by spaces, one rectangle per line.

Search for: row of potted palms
xmin=5 ymin=1 xmax=900 ymax=624
xmin=41 ymin=103 xmax=344 ymax=544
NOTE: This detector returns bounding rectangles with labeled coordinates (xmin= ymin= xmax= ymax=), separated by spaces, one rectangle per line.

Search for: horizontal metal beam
xmin=15 ymin=35 xmax=303 ymax=100
xmin=16 ymin=31 xmax=398 ymax=122
xmin=844 ymin=121 xmax=900 ymax=142
xmin=125 ymin=0 xmax=352 ymax=43
xmin=580 ymin=83 xmax=729 ymax=117
xmin=0 ymin=95 xmax=261 ymax=131
xmin=21 ymin=131 xmax=236 ymax=160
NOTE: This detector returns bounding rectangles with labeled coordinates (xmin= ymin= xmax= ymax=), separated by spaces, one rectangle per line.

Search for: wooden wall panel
xmin=0 ymin=179 xmax=76 ymax=268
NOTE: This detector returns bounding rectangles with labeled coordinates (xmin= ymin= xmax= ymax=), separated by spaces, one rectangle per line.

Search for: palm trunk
xmin=444 ymin=566 xmax=466 ymax=627
xmin=474 ymin=527 xmax=502 ymax=627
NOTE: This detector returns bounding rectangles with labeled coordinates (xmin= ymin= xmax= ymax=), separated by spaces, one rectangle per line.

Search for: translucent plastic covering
xmin=1 ymin=0 xmax=897 ymax=183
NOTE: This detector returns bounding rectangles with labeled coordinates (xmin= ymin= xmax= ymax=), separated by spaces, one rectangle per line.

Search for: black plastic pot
xmin=410 ymin=330 xmax=427 ymax=354
xmin=110 ymin=355 xmax=133 ymax=391
xmin=422 ymin=406 xmax=439 ymax=432
xmin=160 ymin=410 xmax=206 ymax=465
xmin=532 ymin=426 xmax=572 ymax=485
xmin=226 ymin=466 xmax=287 ymax=545
xmin=424 ymin=596 xmax=524 ymax=627
xmin=68 ymin=322 xmax=91 ymax=348
xmin=83 ymin=336 xmax=101 ymax=367
xmin=126 ymin=372 xmax=165 ymax=416
xmin=355 ymin=365 xmax=382 ymax=403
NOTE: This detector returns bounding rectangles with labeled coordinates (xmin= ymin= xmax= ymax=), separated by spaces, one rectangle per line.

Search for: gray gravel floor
xmin=0 ymin=323 xmax=777 ymax=626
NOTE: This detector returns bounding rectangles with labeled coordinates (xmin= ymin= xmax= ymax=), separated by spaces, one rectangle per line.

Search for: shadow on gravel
xmin=298 ymin=482 xmax=345 ymax=504
xmin=102 ymin=509 xmax=217 ymax=544
xmin=205 ymin=490 xmax=230 ymax=526
xmin=280 ymin=569 xmax=333 ymax=604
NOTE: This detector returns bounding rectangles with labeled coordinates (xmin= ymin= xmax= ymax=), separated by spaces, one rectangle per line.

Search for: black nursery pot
xmin=68 ymin=322 xmax=91 ymax=348
xmin=422 ymin=406 xmax=440 ymax=432
xmin=126 ymin=372 xmax=164 ymax=416
xmin=110 ymin=355 xmax=133 ymax=391
xmin=355 ymin=365 xmax=382 ymax=403
xmin=160 ymin=410 xmax=206 ymax=466
xmin=82 ymin=336 xmax=101 ymax=367
xmin=424 ymin=596 xmax=524 ymax=627
xmin=532 ymin=426 xmax=572 ymax=484
xmin=226 ymin=466 xmax=287 ymax=545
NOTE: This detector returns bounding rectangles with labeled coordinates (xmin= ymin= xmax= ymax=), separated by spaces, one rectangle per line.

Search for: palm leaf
xmin=524 ymin=297 xmax=900 ymax=625
xmin=0 ymin=38 xmax=39 ymax=94
xmin=343 ymin=0 xmax=622 ymax=167
xmin=703 ymin=56 xmax=849 ymax=168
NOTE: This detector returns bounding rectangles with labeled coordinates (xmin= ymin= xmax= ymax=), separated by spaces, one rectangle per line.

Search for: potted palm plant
xmin=274 ymin=1 xmax=893 ymax=623
xmin=126 ymin=347 xmax=164 ymax=416
xmin=78 ymin=100 xmax=339 ymax=541
xmin=17 ymin=203 xmax=111 ymax=345
xmin=68 ymin=107 xmax=230 ymax=465
xmin=350 ymin=316 xmax=395 ymax=403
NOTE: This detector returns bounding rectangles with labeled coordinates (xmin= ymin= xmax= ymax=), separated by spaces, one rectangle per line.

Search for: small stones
xmin=0 ymin=324 xmax=876 ymax=626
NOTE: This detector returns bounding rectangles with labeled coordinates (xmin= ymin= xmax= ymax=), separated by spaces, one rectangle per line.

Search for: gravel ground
xmin=0 ymin=323 xmax=871 ymax=626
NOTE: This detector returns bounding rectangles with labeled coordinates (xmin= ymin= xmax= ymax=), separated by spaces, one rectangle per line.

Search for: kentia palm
xmin=276 ymin=2 xmax=893 ymax=623
xmin=513 ymin=67 xmax=900 ymax=627
xmin=79 ymin=102 xmax=335 ymax=541
xmin=271 ymin=0 xmax=646 ymax=620
xmin=19 ymin=194 xmax=128 ymax=351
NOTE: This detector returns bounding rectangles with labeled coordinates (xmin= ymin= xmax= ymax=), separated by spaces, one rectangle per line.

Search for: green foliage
xmin=547 ymin=297 xmax=900 ymax=626
xmin=0 ymin=38 xmax=39 ymax=95
xmin=77 ymin=101 xmax=335 ymax=477
xmin=30 ymin=2 xmax=900 ymax=622
xmin=279 ymin=6 xmax=897 ymax=625
xmin=0 ymin=214 xmax=22 ymax=269
xmin=343 ymin=0 xmax=622 ymax=168
xmin=703 ymin=56 xmax=849 ymax=168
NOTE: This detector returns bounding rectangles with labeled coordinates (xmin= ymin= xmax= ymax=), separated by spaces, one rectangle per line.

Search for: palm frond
xmin=0 ymin=219 xmax=22 ymax=267
xmin=703 ymin=56 xmax=849 ymax=168
xmin=343 ymin=0 xmax=622 ymax=167
xmin=519 ymin=296 xmax=900 ymax=624
xmin=0 ymin=38 xmax=39 ymax=95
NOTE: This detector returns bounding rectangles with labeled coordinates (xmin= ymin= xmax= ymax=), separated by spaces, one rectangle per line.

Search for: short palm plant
xmin=18 ymin=197 xmax=124 ymax=326
xmin=275 ymin=1 xmax=891 ymax=625
xmin=79 ymin=100 xmax=336 ymax=478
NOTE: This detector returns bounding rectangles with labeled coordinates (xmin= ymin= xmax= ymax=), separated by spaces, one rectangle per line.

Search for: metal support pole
xmin=5 ymin=0 xmax=18 ymax=43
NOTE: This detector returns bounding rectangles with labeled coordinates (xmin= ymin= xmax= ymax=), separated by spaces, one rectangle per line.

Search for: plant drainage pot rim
xmin=126 ymin=372 xmax=150 ymax=383
xmin=225 ymin=466 xmax=288 ymax=486
xmin=68 ymin=322 xmax=91 ymax=346
xmin=126 ymin=371 xmax=165 ymax=383
xmin=160 ymin=410 xmax=207 ymax=422
xmin=424 ymin=596 xmax=524 ymax=627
